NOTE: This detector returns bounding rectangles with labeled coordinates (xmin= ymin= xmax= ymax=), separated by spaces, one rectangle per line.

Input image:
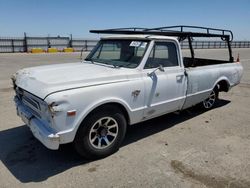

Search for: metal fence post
xmin=47 ymin=36 xmax=51 ymax=49
xmin=24 ymin=32 xmax=28 ymax=52
xmin=11 ymin=39 xmax=14 ymax=53
xmin=85 ymin=40 xmax=88 ymax=51
xmin=69 ymin=34 xmax=72 ymax=48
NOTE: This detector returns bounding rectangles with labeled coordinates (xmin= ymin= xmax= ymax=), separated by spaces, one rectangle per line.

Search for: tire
xmin=199 ymin=86 xmax=219 ymax=110
xmin=73 ymin=105 xmax=127 ymax=159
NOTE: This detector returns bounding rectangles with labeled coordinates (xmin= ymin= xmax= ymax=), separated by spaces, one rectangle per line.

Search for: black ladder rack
xmin=90 ymin=25 xmax=233 ymax=42
xmin=90 ymin=25 xmax=234 ymax=62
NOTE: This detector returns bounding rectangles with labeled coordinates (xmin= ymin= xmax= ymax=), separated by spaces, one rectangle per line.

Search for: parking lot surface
xmin=0 ymin=49 xmax=250 ymax=188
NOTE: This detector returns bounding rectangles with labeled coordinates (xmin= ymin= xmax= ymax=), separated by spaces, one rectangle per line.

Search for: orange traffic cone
xmin=236 ymin=53 xmax=240 ymax=63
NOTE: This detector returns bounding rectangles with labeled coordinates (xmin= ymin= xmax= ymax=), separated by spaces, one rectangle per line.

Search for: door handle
xmin=176 ymin=74 xmax=184 ymax=81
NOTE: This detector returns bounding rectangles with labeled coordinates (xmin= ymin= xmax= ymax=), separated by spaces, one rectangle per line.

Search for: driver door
xmin=142 ymin=41 xmax=186 ymax=119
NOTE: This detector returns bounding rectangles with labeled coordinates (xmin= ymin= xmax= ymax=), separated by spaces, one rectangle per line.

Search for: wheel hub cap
xmin=89 ymin=117 xmax=119 ymax=149
xmin=98 ymin=127 xmax=108 ymax=137
xmin=203 ymin=90 xmax=216 ymax=109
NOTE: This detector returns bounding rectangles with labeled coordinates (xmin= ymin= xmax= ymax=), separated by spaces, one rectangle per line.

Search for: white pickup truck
xmin=12 ymin=26 xmax=243 ymax=159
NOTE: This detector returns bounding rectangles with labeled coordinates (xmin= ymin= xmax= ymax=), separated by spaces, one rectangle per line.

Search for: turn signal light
xmin=67 ymin=110 xmax=76 ymax=116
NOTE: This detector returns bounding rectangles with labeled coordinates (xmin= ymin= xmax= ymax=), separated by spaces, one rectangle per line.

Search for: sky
xmin=0 ymin=0 xmax=249 ymax=40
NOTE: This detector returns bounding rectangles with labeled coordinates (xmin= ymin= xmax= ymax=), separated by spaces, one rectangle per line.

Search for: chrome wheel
xmin=89 ymin=117 xmax=119 ymax=149
xmin=203 ymin=90 xmax=216 ymax=109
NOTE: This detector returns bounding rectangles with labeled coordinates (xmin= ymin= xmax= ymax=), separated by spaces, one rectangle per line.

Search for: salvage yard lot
xmin=0 ymin=49 xmax=250 ymax=188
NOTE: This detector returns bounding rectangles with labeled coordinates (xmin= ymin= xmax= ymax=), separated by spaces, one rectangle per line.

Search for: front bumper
xmin=15 ymin=96 xmax=60 ymax=150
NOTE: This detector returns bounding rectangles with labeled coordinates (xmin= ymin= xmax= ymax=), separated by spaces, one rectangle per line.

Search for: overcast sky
xmin=0 ymin=0 xmax=249 ymax=40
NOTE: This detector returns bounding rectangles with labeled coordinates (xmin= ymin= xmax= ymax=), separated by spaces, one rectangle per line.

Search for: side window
xmin=145 ymin=42 xmax=179 ymax=69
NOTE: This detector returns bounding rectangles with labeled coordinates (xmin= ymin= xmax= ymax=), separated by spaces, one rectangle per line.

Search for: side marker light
xmin=67 ymin=110 xmax=76 ymax=116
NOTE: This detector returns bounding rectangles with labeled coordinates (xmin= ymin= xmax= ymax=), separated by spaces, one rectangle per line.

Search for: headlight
xmin=48 ymin=101 xmax=76 ymax=117
xmin=48 ymin=102 xmax=65 ymax=117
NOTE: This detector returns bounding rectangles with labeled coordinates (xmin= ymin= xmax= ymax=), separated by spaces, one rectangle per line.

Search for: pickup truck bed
xmin=183 ymin=57 xmax=231 ymax=67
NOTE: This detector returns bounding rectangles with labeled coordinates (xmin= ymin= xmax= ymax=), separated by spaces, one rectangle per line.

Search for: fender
xmin=66 ymin=97 xmax=133 ymax=142
xmin=212 ymin=76 xmax=230 ymax=91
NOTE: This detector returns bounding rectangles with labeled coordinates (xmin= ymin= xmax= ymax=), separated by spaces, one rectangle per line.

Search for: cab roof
xmin=101 ymin=34 xmax=178 ymax=41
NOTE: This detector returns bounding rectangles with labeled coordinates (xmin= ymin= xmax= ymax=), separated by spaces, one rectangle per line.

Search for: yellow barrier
xmin=31 ymin=48 xmax=44 ymax=53
xmin=48 ymin=48 xmax=58 ymax=53
xmin=63 ymin=48 xmax=74 ymax=52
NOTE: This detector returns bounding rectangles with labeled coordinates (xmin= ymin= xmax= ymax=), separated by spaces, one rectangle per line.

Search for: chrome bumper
xmin=15 ymin=96 xmax=60 ymax=150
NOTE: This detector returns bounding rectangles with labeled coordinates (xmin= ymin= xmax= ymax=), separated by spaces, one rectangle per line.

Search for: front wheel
xmin=73 ymin=105 xmax=127 ymax=159
xmin=200 ymin=87 xmax=219 ymax=110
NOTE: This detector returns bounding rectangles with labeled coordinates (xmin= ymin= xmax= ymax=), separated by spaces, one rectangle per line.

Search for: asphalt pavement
xmin=0 ymin=48 xmax=250 ymax=188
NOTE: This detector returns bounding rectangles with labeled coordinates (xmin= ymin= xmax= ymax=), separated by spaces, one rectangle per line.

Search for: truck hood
xmin=14 ymin=62 xmax=130 ymax=99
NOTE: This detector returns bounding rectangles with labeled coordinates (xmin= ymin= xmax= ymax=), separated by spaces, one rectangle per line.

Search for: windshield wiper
xmin=113 ymin=62 xmax=136 ymax=68
xmin=96 ymin=61 xmax=117 ymax=68
xmin=86 ymin=58 xmax=118 ymax=68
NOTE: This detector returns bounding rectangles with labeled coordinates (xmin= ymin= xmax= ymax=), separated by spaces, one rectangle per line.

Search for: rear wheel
xmin=200 ymin=87 xmax=219 ymax=110
xmin=73 ymin=105 xmax=127 ymax=159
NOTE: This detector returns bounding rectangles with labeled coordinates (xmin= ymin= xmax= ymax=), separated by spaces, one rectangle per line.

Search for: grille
xmin=16 ymin=87 xmax=42 ymax=118
xmin=22 ymin=95 xmax=40 ymax=111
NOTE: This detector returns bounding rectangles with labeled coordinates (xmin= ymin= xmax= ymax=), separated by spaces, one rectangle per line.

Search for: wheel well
xmin=85 ymin=102 xmax=130 ymax=125
xmin=217 ymin=80 xmax=229 ymax=92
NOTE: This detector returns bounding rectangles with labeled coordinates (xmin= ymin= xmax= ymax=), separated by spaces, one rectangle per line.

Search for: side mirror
xmin=147 ymin=65 xmax=165 ymax=77
xmin=158 ymin=64 xmax=164 ymax=72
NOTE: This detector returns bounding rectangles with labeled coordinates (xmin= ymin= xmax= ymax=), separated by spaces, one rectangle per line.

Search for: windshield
xmin=85 ymin=39 xmax=149 ymax=68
